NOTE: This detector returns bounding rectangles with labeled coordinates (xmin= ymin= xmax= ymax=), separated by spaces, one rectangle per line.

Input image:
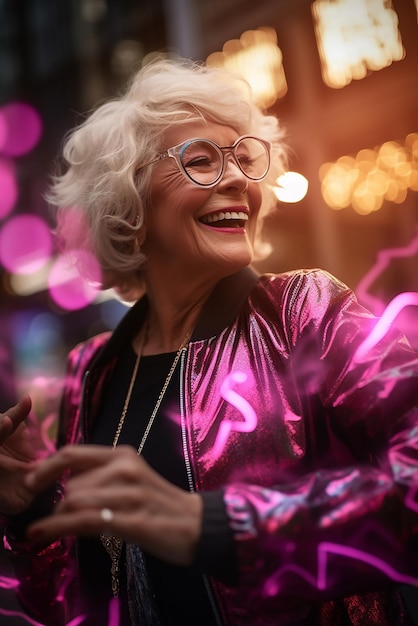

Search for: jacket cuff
xmin=194 ymin=490 xmax=237 ymax=584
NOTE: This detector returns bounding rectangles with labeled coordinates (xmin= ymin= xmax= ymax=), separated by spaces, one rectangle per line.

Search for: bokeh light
xmin=312 ymin=0 xmax=405 ymax=88
xmin=319 ymin=132 xmax=418 ymax=214
xmin=0 ymin=158 xmax=18 ymax=219
xmin=48 ymin=251 xmax=101 ymax=311
xmin=0 ymin=214 xmax=52 ymax=274
xmin=0 ymin=102 xmax=43 ymax=156
xmin=273 ymin=171 xmax=309 ymax=203
xmin=206 ymin=27 xmax=287 ymax=108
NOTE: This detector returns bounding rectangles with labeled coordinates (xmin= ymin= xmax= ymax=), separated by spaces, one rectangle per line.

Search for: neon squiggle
xmin=0 ymin=575 xmax=19 ymax=590
xmin=354 ymin=291 xmax=418 ymax=361
xmin=405 ymin=483 xmax=418 ymax=514
xmin=356 ymin=227 xmax=418 ymax=316
xmin=212 ymin=371 xmax=257 ymax=459
xmin=264 ymin=541 xmax=418 ymax=596
xmin=0 ymin=609 xmax=48 ymax=626
xmin=0 ymin=608 xmax=85 ymax=626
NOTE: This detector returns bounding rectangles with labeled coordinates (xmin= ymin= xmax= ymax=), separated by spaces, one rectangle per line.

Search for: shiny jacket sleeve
xmin=2 ymin=333 xmax=110 ymax=625
xmin=223 ymin=270 xmax=418 ymax=601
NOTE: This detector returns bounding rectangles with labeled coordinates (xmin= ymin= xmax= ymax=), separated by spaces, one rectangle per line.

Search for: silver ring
xmin=100 ymin=507 xmax=114 ymax=524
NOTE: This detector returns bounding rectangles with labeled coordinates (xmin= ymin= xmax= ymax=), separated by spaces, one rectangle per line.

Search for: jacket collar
xmin=90 ymin=266 xmax=260 ymax=369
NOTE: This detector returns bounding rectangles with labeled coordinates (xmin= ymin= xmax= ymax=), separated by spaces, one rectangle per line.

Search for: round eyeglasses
xmin=137 ymin=135 xmax=271 ymax=188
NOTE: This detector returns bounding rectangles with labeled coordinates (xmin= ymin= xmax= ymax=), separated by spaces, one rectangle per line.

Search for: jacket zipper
xmin=179 ymin=347 xmax=225 ymax=626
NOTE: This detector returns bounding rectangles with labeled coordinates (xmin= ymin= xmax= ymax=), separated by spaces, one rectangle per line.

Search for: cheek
xmin=149 ymin=170 xmax=211 ymax=216
xmin=249 ymin=184 xmax=263 ymax=214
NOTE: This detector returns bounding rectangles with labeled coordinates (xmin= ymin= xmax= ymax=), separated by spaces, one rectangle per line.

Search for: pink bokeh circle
xmin=0 ymin=102 xmax=43 ymax=156
xmin=48 ymin=251 xmax=101 ymax=311
xmin=0 ymin=159 xmax=18 ymax=219
xmin=0 ymin=214 xmax=52 ymax=274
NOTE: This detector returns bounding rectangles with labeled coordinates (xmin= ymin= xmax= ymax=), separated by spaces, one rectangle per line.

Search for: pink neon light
xmin=354 ymin=292 xmax=418 ymax=360
xmin=212 ymin=371 xmax=257 ymax=459
xmin=356 ymin=228 xmax=418 ymax=316
xmin=264 ymin=540 xmax=418 ymax=596
xmin=62 ymin=618 xmax=86 ymax=626
xmin=0 ymin=575 xmax=19 ymax=590
xmin=0 ymin=609 xmax=47 ymax=626
xmin=405 ymin=484 xmax=418 ymax=514
xmin=108 ymin=598 xmax=120 ymax=626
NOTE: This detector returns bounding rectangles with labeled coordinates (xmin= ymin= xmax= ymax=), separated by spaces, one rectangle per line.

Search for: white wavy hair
xmin=47 ymin=55 xmax=287 ymax=297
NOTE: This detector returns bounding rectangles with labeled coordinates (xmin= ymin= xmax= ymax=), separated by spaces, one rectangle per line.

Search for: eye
xmin=236 ymin=152 xmax=253 ymax=167
xmin=184 ymin=155 xmax=213 ymax=168
xmin=182 ymin=142 xmax=219 ymax=169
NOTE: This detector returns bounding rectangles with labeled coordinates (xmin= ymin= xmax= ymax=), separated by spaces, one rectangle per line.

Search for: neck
xmin=134 ymin=275 xmax=218 ymax=356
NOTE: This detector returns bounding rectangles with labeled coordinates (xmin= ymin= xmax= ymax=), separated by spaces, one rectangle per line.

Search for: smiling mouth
xmin=199 ymin=211 xmax=249 ymax=228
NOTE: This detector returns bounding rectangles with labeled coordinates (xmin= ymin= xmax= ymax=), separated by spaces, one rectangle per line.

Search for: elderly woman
xmin=1 ymin=57 xmax=418 ymax=626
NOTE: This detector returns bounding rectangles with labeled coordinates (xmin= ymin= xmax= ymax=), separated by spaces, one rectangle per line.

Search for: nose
xmin=217 ymin=153 xmax=248 ymax=193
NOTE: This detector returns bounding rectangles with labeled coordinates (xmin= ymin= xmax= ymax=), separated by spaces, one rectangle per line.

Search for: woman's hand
xmin=0 ymin=396 xmax=45 ymax=515
xmin=26 ymin=444 xmax=203 ymax=566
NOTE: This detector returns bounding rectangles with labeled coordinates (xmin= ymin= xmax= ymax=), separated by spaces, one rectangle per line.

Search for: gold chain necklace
xmin=100 ymin=326 xmax=191 ymax=598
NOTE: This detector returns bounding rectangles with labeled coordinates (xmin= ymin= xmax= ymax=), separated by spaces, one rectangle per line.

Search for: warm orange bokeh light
xmin=312 ymin=0 xmax=405 ymax=88
xmin=206 ymin=27 xmax=287 ymax=108
xmin=319 ymin=133 xmax=418 ymax=214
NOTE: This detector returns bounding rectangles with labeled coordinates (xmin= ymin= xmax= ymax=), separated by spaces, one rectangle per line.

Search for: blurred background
xmin=0 ymin=1 xmax=417 ymax=621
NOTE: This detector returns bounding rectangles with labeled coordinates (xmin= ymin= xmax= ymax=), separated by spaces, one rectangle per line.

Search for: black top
xmin=78 ymin=346 xmax=233 ymax=625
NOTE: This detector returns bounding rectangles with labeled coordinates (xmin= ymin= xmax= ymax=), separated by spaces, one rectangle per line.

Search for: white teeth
xmin=201 ymin=211 xmax=248 ymax=224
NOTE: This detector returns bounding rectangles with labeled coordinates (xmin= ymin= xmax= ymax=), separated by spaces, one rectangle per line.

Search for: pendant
xmin=100 ymin=533 xmax=124 ymax=598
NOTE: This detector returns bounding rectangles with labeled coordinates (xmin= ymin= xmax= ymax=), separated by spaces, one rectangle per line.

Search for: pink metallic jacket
xmin=5 ymin=268 xmax=418 ymax=625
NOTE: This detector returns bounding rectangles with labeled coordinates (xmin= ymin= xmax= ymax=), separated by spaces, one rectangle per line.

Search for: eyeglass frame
xmin=136 ymin=135 xmax=271 ymax=188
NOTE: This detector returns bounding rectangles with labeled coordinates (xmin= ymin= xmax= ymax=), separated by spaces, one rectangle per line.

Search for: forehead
xmin=160 ymin=121 xmax=240 ymax=150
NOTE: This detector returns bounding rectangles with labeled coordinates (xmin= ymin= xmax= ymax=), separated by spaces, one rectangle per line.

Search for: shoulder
xmin=250 ymin=269 xmax=357 ymax=330
xmin=67 ymin=331 xmax=112 ymax=375
xmin=256 ymin=268 xmax=353 ymax=305
xmin=258 ymin=268 xmax=349 ymax=291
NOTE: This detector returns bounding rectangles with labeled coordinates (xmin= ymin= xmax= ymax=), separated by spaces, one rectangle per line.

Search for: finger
xmin=55 ymin=484 xmax=146 ymax=515
xmin=25 ymin=444 xmax=133 ymax=492
xmin=62 ymin=448 xmax=145 ymax=493
xmin=27 ymin=508 xmax=107 ymax=543
xmin=0 ymin=415 xmax=13 ymax=442
xmin=1 ymin=396 xmax=32 ymax=437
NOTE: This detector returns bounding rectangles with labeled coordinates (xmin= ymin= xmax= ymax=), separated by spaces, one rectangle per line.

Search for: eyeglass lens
xmin=180 ymin=137 xmax=269 ymax=186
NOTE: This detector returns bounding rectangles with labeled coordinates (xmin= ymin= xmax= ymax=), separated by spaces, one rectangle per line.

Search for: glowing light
xmin=355 ymin=227 xmax=418 ymax=315
xmin=0 ymin=608 xmax=47 ymax=626
xmin=48 ymin=251 xmax=101 ymax=311
xmin=0 ymin=158 xmax=18 ymax=219
xmin=0 ymin=214 xmax=52 ymax=274
xmin=312 ymin=0 xmax=405 ymax=89
xmin=108 ymin=598 xmax=120 ymax=626
xmin=319 ymin=133 xmax=418 ymax=214
xmin=9 ymin=262 xmax=51 ymax=296
xmin=206 ymin=27 xmax=287 ymax=108
xmin=264 ymin=540 xmax=418 ymax=596
xmin=0 ymin=102 xmax=42 ymax=156
xmin=354 ymin=292 xmax=418 ymax=361
xmin=212 ymin=371 xmax=257 ymax=459
xmin=405 ymin=484 xmax=418 ymax=514
xmin=273 ymin=171 xmax=309 ymax=203
xmin=0 ymin=576 xmax=19 ymax=589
